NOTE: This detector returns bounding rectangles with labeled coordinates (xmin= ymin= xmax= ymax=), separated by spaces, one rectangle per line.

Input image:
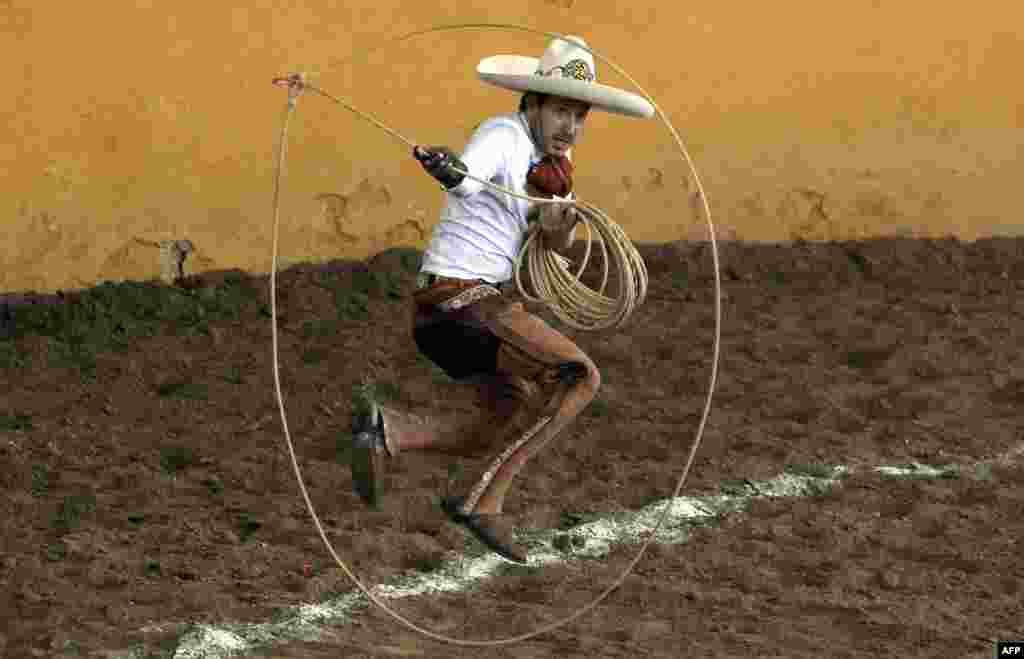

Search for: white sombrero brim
xmin=477 ymin=55 xmax=655 ymax=119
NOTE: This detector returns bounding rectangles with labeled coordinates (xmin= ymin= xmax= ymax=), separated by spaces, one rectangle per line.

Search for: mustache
xmin=552 ymin=136 xmax=574 ymax=144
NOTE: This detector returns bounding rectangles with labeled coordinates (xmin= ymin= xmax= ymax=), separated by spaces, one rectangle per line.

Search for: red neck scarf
xmin=527 ymin=154 xmax=574 ymax=197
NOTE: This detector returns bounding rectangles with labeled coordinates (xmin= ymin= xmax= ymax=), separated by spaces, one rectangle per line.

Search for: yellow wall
xmin=3 ymin=1 xmax=1022 ymax=293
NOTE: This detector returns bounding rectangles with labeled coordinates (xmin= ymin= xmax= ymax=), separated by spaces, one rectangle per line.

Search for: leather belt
xmin=436 ymin=284 xmax=502 ymax=312
xmin=414 ymin=272 xmax=504 ymax=312
xmin=416 ymin=272 xmax=488 ymax=291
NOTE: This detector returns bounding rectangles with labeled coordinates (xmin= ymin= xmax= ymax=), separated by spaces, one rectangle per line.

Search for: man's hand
xmin=538 ymin=202 xmax=577 ymax=234
xmin=537 ymin=201 xmax=580 ymax=252
xmin=413 ymin=145 xmax=467 ymax=190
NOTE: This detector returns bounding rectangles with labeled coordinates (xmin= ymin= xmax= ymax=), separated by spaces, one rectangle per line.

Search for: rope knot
xmin=273 ymin=73 xmax=307 ymax=106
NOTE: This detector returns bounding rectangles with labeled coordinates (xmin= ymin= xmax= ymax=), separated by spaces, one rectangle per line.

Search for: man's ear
xmin=523 ymin=94 xmax=536 ymax=116
xmin=525 ymin=92 xmax=545 ymax=115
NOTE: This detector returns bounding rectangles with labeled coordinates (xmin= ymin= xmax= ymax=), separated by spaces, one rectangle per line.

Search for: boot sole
xmin=351 ymin=432 xmax=385 ymax=508
xmin=440 ymin=496 xmax=529 ymax=565
xmin=350 ymin=398 xmax=386 ymax=508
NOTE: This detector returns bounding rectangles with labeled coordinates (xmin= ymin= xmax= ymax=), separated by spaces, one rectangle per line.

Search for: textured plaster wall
xmin=2 ymin=1 xmax=1022 ymax=293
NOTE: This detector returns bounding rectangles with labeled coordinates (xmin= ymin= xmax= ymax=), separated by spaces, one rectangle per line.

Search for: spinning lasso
xmin=268 ymin=23 xmax=722 ymax=647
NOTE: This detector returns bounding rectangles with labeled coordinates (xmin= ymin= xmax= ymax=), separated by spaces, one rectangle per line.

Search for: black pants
xmin=412 ymin=307 xmax=502 ymax=381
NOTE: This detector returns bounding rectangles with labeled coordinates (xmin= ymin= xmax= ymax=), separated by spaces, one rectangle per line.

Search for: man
xmin=350 ymin=35 xmax=654 ymax=564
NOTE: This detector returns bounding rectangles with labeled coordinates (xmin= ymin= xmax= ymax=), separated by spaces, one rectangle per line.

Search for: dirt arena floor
xmin=1 ymin=237 xmax=1022 ymax=658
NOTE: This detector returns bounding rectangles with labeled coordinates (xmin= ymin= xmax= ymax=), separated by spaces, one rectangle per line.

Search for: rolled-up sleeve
xmin=447 ymin=122 xmax=517 ymax=198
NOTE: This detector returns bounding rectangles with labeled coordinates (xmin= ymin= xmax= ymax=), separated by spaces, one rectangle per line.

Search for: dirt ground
xmin=1 ymin=237 xmax=1022 ymax=658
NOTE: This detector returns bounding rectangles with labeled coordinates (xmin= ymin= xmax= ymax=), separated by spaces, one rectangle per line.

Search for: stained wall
xmin=3 ymin=1 xmax=1021 ymax=293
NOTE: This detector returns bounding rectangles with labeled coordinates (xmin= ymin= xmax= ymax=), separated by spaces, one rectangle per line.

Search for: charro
xmin=349 ymin=34 xmax=655 ymax=565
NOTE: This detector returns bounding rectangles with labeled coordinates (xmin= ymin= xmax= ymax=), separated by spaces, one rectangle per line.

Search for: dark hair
xmin=518 ymin=92 xmax=548 ymax=112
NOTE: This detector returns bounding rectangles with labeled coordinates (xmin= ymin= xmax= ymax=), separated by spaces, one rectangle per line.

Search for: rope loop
xmin=267 ymin=22 xmax=723 ymax=648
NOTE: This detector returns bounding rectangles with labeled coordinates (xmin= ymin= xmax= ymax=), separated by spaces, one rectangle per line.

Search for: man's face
xmin=528 ymin=95 xmax=591 ymax=157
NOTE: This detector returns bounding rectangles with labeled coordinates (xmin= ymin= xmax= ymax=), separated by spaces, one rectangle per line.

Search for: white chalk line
xmin=109 ymin=447 xmax=1019 ymax=659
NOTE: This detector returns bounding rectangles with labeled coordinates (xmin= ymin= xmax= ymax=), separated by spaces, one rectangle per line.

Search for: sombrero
xmin=476 ymin=35 xmax=655 ymax=119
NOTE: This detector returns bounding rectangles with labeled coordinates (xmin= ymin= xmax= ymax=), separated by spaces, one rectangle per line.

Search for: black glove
xmin=413 ymin=145 xmax=467 ymax=190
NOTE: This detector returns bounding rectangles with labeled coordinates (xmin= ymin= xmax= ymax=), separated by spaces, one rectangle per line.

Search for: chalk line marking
xmin=110 ymin=447 xmax=1021 ymax=659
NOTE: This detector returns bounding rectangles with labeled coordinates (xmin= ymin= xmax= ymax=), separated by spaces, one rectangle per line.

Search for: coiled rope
xmin=269 ymin=23 xmax=722 ymax=648
xmin=515 ymin=198 xmax=648 ymax=331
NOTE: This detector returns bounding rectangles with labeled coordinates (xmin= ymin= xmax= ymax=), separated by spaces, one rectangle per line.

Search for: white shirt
xmin=420 ymin=111 xmax=567 ymax=284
